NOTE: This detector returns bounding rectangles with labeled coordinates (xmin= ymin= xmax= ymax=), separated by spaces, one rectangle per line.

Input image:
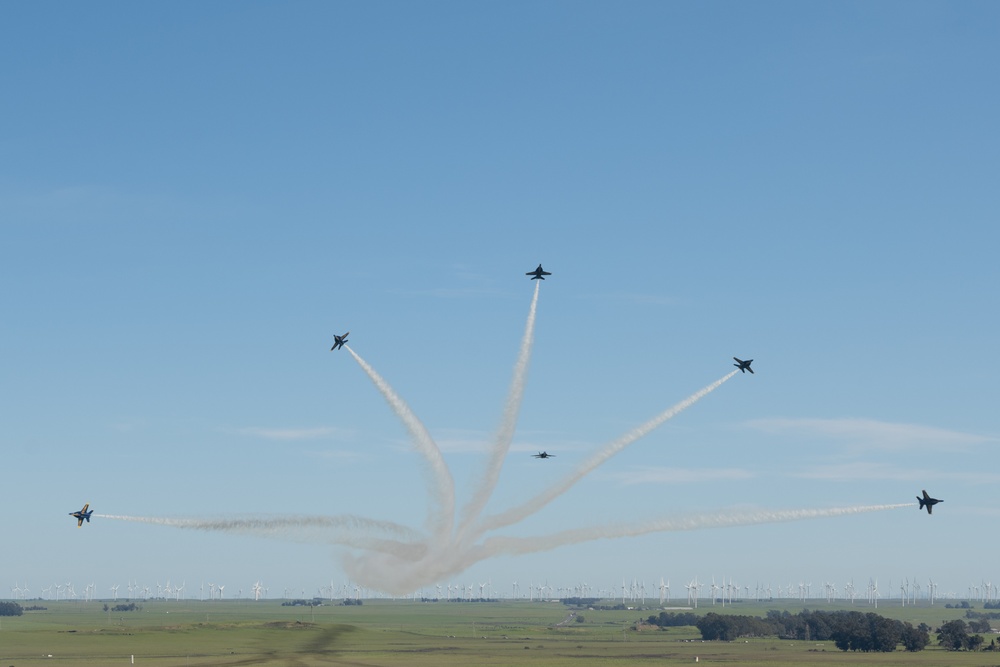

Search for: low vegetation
xmin=0 ymin=598 xmax=998 ymax=665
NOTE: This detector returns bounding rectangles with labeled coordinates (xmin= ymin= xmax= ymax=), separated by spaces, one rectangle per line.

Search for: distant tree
xmin=695 ymin=613 xmax=773 ymax=641
xmin=969 ymin=619 xmax=992 ymax=633
xmin=0 ymin=602 xmax=23 ymax=617
xmin=828 ymin=611 xmax=903 ymax=652
xmin=648 ymin=612 xmax=699 ymax=628
xmin=831 ymin=611 xmax=868 ymax=651
xmin=871 ymin=614 xmax=903 ymax=652
xmin=901 ymin=623 xmax=930 ymax=652
xmin=575 ymin=615 xmax=585 ymax=623
xmin=938 ymin=619 xmax=971 ymax=650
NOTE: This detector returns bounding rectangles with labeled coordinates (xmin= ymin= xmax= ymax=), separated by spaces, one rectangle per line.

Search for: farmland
xmin=1 ymin=598 xmax=998 ymax=666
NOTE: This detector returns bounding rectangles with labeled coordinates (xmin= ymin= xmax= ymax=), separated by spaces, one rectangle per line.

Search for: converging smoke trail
xmin=472 ymin=370 xmax=740 ymax=537
xmin=338 ymin=502 xmax=918 ymax=595
xmin=472 ymin=503 xmax=916 ymax=559
xmin=346 ymin=347 xmax=456 ymax=541
xmin=458 ymin=280 xmax=540 ymax=536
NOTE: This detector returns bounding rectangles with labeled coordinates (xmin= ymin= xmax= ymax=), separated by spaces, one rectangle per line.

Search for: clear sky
xmin=2 ymin=1 xmax=998 ymax=602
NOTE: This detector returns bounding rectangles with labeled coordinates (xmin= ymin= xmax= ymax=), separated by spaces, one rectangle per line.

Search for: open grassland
xmin=0 ymin=599 xmax=998 ymax=666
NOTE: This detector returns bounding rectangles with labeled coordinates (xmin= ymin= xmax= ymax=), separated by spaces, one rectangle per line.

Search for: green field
xmin=0 ymin=599 xmax=997 ymax=666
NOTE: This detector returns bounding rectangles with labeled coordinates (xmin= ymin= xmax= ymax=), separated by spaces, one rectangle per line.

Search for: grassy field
xmin=0 ymin=598 xmax=998 ymax=666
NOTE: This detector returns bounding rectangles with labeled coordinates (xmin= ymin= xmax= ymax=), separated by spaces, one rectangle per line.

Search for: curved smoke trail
xmin=472 ymin=503 xmax=916 ymax=558
xmin=457 ymin=280 xmax=540 ymax=536
xmin=346 ymin=347 xmax=456 ymax=542
xmin=471 ymin=370 xmax=739 ymax=538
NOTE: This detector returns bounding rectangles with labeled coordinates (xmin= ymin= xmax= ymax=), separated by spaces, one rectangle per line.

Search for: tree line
xmin=647 ymin=609 xmax=931 ymax=652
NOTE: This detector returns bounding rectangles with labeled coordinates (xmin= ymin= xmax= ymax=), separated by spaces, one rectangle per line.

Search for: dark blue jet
xmin=532 ymin=451 xmax=555 ymax=459
xmin=331 ymin=331 xmax=350 ymax=351
xmin=69 ymin=503 xmax=93 ymax=527
xmin=918 ymin=490 xmax=942 ymax=515
xmin=733 ymin=357 xmax=754 ymax=374
xmin=526 ymin=264 xmax=551 ymax=280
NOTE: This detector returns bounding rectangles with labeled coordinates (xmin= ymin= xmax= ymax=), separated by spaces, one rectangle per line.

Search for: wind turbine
xmin=685 ymin=577 xmax=699 ymax=608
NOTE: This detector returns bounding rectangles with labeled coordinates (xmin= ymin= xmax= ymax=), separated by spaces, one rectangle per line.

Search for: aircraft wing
xmin=77 ymin=517 xmax=84 ymax=527
xmin=81 ymin=503 xmax=89 ymax=513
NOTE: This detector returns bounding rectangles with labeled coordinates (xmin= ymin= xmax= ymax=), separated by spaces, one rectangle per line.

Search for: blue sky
xmin=2 ymin=1 xmax=998 ymax=601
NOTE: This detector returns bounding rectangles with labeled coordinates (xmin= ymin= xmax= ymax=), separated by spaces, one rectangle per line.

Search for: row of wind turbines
xmin=8 ymin=579 xmax=270 ymax=602
xmin=8 ymin=577 xmax=999 ymax=605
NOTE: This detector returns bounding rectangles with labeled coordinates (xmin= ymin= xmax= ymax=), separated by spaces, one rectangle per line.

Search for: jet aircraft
xmin=733 ymin=357 xmax=754 ymax=374
xmin=330 ymin=331 xmax=350 ymax=351
xmin=532 ymin=451 xmax=555 ymax=459
xmin=526 ymin=264 xmax=551 ymax=280
xmin=69 ymin=503 xmax=93 ymax=527
xmin=917 ymin=490 xmax=942 ymax=515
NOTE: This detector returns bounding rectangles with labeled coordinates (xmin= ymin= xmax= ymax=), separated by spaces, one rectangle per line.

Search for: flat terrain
xmin=0 ymin=599 xmax=997 ymax=666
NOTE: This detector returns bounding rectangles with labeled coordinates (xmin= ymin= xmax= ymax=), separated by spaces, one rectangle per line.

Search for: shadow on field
xmin=197 ymin=622 xmax=358 ymax=667
xmin=301 ymin=623 xmax=358 ymax=655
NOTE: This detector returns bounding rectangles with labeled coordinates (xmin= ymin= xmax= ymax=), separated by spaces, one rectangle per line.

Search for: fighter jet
xmin=733 ymin=357 xmax=754 ymax=374
xmin=532 ymin=451 xmax=555 ymax=459
xmin=69 ymin=503 xmax=93 ymax=527
xmin=526 ymin=264 xmax=551 ymax=280
xmin=917 ymin=490 xmax=942 ymax=515
xmin=330 ymin=331 xmax=349 ymax=351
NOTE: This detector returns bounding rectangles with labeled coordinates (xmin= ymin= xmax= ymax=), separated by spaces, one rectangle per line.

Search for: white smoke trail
xmin=473 ymin=503 xmax=916 ymax=558
xmin=96 ymin=513 xmax=425 ymax=555
xmin=457 ymin=280 xmax=540 ymax=535
xmin=96 ymin=513 xmax=420 ymax=537
xmin=471 ymin=370 xmax=739 ymax=537
xmin=346 ymin=347 xmax=456 ymax=541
